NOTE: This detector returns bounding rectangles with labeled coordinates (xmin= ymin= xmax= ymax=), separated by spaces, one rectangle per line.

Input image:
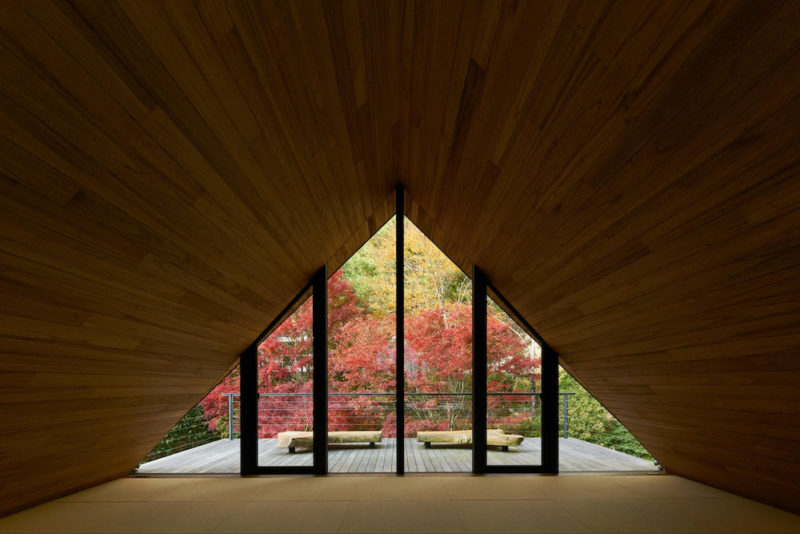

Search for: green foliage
xmin=510 ymin=414 xmax=542 ymax=437
xmin=559 ymin=369 xmax=654 ymax=462
xmin=341 ymin=217 xmax=397 ymax=316
xmin=142 ymin=406 xmax=219 ymax=463
xmin=341 ymin=217 xmax=472 ymax=316
xmin=342 ymin=251 xmax=384 ymax=311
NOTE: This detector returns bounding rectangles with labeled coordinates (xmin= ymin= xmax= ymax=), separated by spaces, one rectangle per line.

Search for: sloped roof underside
xmin=1 ymin=0 xmax=800 ymax=515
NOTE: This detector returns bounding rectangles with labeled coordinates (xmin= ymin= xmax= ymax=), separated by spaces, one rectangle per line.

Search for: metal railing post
xmin=228 ymin=394 xmax=235 ymax=440
xmin=562 ymin=392 xmax=573 ymax=439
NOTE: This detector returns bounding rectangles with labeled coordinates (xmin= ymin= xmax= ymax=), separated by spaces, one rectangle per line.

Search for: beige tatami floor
xmin=1 ymin=474 xmax=799 ymax=534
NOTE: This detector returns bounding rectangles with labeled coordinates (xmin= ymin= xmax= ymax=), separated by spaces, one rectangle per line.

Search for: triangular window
xmin=137 ymin=211 xmax=655 ymax=474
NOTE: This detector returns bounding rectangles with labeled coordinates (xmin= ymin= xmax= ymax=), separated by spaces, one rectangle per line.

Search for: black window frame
xmin=241 ymin=267 xmax=327 ymax=475
xmin=240 ymin=185 xmax=558 ymax=476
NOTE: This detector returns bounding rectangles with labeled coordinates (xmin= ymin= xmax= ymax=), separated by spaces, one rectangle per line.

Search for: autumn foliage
xmin=165 ymin=219 xmax=653 ymax=462
xmin=201 ymin=269 xmax=541 ymax=438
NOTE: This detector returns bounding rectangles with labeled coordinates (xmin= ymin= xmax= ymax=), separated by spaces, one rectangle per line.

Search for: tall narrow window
xmin=240 ymin=268 xmax=326 ymax=475
xmin=256 ymin=294 xmax=314 ymax=467
xmin=486 ymin=292 xmax=542 ymax=467
xmin=327 ymin=217 xmax=397 ymax=473
xmin=404 ymin=217 xmax=472 ymax=473
xmin=473 ymin=269 xmax=559 ymax=473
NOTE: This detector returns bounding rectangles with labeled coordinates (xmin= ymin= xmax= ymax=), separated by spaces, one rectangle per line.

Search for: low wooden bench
xmin=277 ymin=430 xmax=383 ymax=453
xmin=416 ymin=428 xmax=524 ymax=451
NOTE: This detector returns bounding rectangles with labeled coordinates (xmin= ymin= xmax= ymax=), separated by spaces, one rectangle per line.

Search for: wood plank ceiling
xmin=1 ymin=0 xmax=799 ymax=516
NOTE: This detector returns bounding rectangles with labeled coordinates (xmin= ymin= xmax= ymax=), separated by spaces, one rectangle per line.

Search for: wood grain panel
xmin=400 ymin=0 xmax=800 ymax=515
xmin=1 ymin=0 xmax=800 ymax=517
xmin=0 ymin=0 xmax=395 ymax=515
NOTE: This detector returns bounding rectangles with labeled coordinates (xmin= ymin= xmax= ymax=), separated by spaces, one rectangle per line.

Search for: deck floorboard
xmin=137 ymin=438 xmax=656 ymax=474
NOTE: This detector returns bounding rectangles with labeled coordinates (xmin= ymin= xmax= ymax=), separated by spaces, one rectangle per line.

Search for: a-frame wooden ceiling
xmin=2 ymin=0 xmax=800 ymax=517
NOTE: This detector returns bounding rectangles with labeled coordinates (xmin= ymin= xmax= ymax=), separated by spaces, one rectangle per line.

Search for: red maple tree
xmin=200 ymin=272 xmax=541 ymax=438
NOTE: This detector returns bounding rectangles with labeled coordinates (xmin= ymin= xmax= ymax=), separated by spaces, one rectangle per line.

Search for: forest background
xmin=146 ymin=218 xmax=653 ymax=463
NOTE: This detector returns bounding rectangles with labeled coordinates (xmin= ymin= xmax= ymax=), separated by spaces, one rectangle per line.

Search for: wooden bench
xmin=277 ymin=430 xmax=383 ymax=453
xmin=416 ymin=428 xmax=524 ymax=451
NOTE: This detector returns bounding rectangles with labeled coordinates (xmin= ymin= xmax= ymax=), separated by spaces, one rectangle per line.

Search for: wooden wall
xmin=1 ymin=0 xmax=800 ymax=516
xmin=399 ymin=0 xmax=800 ymax=514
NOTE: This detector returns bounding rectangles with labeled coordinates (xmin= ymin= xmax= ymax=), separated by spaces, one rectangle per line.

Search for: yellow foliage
xmin=340 ymin=216 xmax=470 ymax=316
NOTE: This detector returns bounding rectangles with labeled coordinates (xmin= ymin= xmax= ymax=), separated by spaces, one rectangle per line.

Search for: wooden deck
xmin=137 ymin=438 xmax=656 ymax=474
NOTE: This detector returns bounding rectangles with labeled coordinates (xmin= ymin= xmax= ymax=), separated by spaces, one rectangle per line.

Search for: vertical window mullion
xmin=542 ymin=345 xmax=559 ymax=473
xmin=472 ymin=266 xmax=488 ymax=474
xmin=240 ymin=343 xmax=258 ymax=475
xmin=313 ymin=265 xmax=328 ymax=474
xmin=396 ymin=186 xmax=405 ymax=475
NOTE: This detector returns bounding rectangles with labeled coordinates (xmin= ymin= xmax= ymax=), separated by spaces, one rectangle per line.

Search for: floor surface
xmin=1 ymin=474 xmax=799 ymax=533
xmin=136 ymin=438 xmax=656 ymax=474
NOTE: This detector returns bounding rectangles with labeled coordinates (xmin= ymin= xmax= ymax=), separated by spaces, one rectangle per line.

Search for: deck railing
xmin=141 ymin=391 xmax=577 ymax=465
xmin=221 ymin=391 xmax=575 ymax=440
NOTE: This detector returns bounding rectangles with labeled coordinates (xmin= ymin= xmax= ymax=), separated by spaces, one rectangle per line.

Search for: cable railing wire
xmin=142 ymin=391 xmax=576 ymax=465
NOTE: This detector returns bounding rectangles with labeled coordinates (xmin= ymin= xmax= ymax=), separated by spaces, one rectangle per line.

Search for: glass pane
xmin=487 ymin=293 xmax=542 ymax=466
xmin=257 ymin=296 xmax=314 ymax=467
xmin=328 ymin=217 xmax=397 ymax=472
xmin=404 ymin=217 xmax=472 ymax=472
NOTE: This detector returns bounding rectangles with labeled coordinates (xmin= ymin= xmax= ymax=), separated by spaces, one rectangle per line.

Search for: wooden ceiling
xmin=1 ymin=0 xmax=800 ymax=516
